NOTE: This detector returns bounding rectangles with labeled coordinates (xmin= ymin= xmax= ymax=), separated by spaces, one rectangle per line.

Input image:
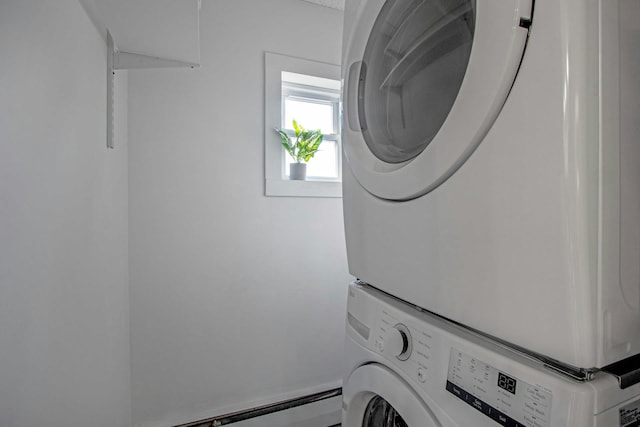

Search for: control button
xmin=417 ymin=368 xmax=426 ymax=382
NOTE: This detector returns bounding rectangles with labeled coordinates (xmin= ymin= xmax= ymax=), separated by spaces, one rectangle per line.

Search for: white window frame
xmin=265 ymin=52 xmax=342 ymax=197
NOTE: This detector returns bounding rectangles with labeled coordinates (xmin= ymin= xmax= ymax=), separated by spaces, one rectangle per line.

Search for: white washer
xmin=343 ymin=282 xmax=640 ymax=427
xmin=341 ymin=0 xmax=640 ymax=370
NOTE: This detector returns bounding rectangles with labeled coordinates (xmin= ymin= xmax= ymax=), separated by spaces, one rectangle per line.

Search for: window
xmin=265 ymin=52 xmax=342 ymax=197
xmin=281 ymin=72 xmax=341 ymax=181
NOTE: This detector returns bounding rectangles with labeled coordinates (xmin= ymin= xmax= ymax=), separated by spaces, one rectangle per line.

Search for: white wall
xmin=0 ymin=2 xmax=131 ymax=426
xmin=128 ymin=1 xmax=350 ymax=426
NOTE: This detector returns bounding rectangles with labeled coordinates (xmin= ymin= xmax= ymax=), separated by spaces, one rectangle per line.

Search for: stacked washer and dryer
xmin=340 ymin=0 xmax=640 ymax=425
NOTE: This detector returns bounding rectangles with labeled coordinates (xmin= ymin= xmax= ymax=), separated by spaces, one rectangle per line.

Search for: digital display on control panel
xmin=497 ymin=372 xmax=517 ymax=395
xmin=446 ymin=348 xmax=553 ymax=427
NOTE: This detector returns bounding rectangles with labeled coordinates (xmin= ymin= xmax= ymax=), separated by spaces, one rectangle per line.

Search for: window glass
xmin=284 ymin=98 xmax=335 ymax=134
xmin=359 ymin=0 xmax=475 ymax=163
xmin=281 ymin=73 xmax=341 ymax=180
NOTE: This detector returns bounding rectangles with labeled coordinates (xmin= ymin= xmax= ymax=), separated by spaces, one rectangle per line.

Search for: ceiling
xmin=79 ymin=0 xmax=343 ymax=67
xmin=80 ymin=0 xmax=201 ymax=64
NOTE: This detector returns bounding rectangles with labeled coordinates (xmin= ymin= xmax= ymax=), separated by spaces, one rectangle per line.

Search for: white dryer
xmin=341 ymin=0 xmax=640 ymax=370
xmin=343 ymin=282 xmax=640 ymax=427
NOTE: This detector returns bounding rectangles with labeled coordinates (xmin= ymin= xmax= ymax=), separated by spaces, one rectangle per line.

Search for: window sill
xmin=265 ymin=179 xmax=342 ymax=198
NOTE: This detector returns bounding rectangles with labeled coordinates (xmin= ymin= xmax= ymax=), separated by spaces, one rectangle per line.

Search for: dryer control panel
xmin=446 ymin=348 xmax=553 ymax=427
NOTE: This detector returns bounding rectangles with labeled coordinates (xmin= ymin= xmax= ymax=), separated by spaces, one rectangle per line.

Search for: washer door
xmin=343 ymin=364 xmax=441 ymax=426
xmin=343 ymin=0 xmax=532 ymax=200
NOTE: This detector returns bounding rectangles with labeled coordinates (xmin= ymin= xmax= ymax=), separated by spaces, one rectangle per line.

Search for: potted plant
xmin=275 ymin=119 xmax=324 ymax=180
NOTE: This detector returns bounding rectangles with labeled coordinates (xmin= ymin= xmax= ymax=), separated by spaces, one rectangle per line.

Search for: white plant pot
xmin=289 ymin=163 xmax=307 ymax=180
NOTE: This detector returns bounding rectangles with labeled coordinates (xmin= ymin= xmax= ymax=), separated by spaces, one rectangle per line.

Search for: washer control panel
xmin=373 ymin=308 xmax=435 ymax=384
xmin=447 ymin=348 xmax=553 ymax=427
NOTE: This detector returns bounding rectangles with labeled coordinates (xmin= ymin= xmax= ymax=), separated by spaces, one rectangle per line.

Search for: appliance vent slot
xmin=602 ymin=353 xmax=640 ymax=389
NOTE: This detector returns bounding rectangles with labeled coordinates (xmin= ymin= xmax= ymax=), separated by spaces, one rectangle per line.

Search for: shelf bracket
xmin=107 ymin=30 xmax=115 ymax=149
xmin=106 ymin=29 xmax=200 ymax=149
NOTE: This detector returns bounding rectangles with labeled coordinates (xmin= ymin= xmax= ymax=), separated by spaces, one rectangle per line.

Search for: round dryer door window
xmin=359 ymin=0 xmax=475 ymax=164
xmin=342 ymin=0 xmax=533 ymax=200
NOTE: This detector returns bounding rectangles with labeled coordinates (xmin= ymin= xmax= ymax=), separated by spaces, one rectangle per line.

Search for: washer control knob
xmin=385 ymin=323 xmax=412 ymax=361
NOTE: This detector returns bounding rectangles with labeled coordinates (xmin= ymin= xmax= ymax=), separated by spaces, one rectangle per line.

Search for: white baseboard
xmin=231 ymin=395 xmax=342 ymax=427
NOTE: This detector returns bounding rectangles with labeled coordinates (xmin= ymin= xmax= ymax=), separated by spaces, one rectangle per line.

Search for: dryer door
xmin=343 ymin=364 xmax=441 ymax=426
xmin=343 ymin=0 xmax=532 ymax=200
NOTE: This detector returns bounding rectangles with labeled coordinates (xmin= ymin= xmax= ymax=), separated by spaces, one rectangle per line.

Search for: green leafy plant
xmin=275 ymin=119 xmax=324 ymax=163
